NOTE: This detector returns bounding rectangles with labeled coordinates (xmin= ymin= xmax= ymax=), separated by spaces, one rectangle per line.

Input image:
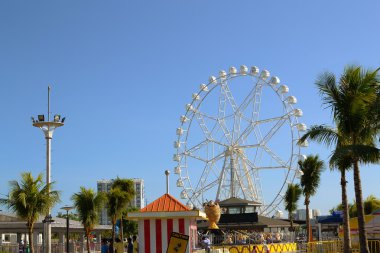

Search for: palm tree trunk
xmin=111 ymin=221 xmax=115 ymax=251
xmin=28 ymin=224 xmax=34 ymax=253
xmin=290 ymin=218 xmax=295 ymax=242
xmin=305 ymin=198 xmax=311 ymax=242
xmin=120 ymin=215 xmax=124 ymax=244
xmin=341 ymin=169 xmax=352 ymax=253
xmin=86 ymin=231 xmax=91 ymax=253
xmin=353 ymin=161 xmax=369 ymax=253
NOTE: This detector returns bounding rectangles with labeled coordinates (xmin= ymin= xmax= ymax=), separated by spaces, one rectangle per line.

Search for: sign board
xmin=166 ymin=232 xmax=189 ymax=253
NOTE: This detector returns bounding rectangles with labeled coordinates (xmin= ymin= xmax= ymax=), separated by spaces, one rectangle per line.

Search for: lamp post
xmin=61 ymin=206 xmax=74 ymax=253
xmin=32 ymin=86 xmax=65 ymax=253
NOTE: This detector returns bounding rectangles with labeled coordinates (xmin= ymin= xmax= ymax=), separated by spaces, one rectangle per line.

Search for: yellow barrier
xmin=195 ymin=240 xmax=380 ymax=253
xmin=351 ymin=240 xmax=380 ymax=253
xmin=307 ymin=240 xmax=342 ymax=253
xmin=212 ymin=243 xmax=297 ymax=253
xmin=369 ymin=240 xmax=380 ymax=253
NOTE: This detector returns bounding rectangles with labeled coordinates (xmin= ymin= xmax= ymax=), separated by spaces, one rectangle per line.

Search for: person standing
xmin=200 ymin=236 xmax=210 ymax=253
xmin=114 ymin=238 xmax=124 ymax=253
xmin=101 ymin=239 xmax=109 ymax=253
xmin=127 ymin=238 xmax=133 ymax=253
xmin=132 ymin=236 xmax=138 ymax=253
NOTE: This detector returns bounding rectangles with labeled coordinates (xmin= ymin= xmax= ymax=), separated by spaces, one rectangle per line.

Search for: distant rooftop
xmin=218 ymin=197 xmax=262 ymax=207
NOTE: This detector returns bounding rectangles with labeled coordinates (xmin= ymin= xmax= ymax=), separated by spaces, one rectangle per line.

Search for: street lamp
xmin=61 ymin=206 xmax=74 ymax=253
xmin=32 ymin=86 xmax=65 ymax=253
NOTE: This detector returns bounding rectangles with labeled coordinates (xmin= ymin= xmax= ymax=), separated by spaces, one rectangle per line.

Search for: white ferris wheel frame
xmin=173 ymin=65 xmax=307 ymax=217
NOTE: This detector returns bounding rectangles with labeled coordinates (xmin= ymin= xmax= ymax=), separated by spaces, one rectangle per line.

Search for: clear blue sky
xmin=0 ymin=1 xmax=379 ymax=215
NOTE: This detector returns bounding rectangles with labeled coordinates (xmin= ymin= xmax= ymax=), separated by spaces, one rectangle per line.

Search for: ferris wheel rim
xmin=174 ymin=65 xmax=306 ymax=216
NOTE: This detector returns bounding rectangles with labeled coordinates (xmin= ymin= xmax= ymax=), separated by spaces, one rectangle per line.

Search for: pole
xmin=165 ymin=170 xmax=170 ymax=194
xmin=48 ymin=86 xmax=50 ymax=121
xmin=66 ymin=210 xmax=69 ymax=253
xmin=46 ymin=136 xmax=52 ymax=253
xmin=33 ymin=86 xmax=64 ymax=253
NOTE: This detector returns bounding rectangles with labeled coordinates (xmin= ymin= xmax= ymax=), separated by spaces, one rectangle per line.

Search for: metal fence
xmin=306 ymin=240 xmax=342 ymax=253
xmin=351 ymin=240 xmax=380 ymax=253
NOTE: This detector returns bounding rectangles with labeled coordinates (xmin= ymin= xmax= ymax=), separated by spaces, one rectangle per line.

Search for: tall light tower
xmin=32 ymin=86 xmax=65 ymax=253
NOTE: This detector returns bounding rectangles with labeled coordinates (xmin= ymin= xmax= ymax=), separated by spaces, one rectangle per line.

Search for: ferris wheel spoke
xmin=237 ymin=78 xmax=263 ymax=115
xmin=221 ymin=80 xmax=239 ymax=114
xmin=253 ymin=166 xmax=288 ymax=169
xmin=186 ymin=140 xmax=209 ymax=153
xmin=237 ymin=143 xmax=260 ymax=149
xmin=192 ymin=155 xmax=227 ymax=203
xmin=259 ymin=117 xmax=288 ymax=145
xmin=254 ymin=114 xmax=290 ymax=125
xmin=232 ymin=113 xmax=243 ymax=143
xmin=207 ymin=151 xmax=226 ymax=164
xmin=194 ymin=110 xmax=218 ymax=121
xmin=184 ymin=152 xmax=209 ymax=163
xmin=191 ymin=162 xmax=214 ymax=203
xmin=236 ymin=156 xmax=258 ymax=201
xmin=207 ymin=138 xmax=229 ymax=148
xmin=192 ymin=110 xmax=215 ymax=140
xmin=216 ymin=154 xmax=229 ymax=201
xmin=216 ymin=82 xmax=232 ymax=143
xmin=234 ymin=158 xmax=250 ymax=200
xmin=237 ymin=152 xmax=263 ymax=203
xmin=261 ymin=145 xmax=288 ymax=167
xmin=222 ymin=80 xmax=244 ymax=142
xmin=217 ymin=118 xmax=233 ymax=144
xmin=236 ymin=122 xmax=256 ymax=145
xmin=192 ymin=179 xmax=220 ymax=201
xmin=236 ymin=114 xmax=288 ymax=145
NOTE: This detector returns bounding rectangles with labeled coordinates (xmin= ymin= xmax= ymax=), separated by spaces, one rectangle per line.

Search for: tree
xmin=56 ymin=211 xmax=80 ymax=221
xmin=284 ymin=183 xmax=302 ymax=233
xmin=300 ymin=126 xmax=353 ymax=252
xmin=332 ymin=195 xmax=380 ymax=217
xmin=299 ymin=155 xmax=325 ymax=242
xmin=300 ymin=66 xmax=380 ymax=253
xmin=0 ymin=172 xmax=60 ymax=253
xmin=72 ymin=187 xmax=105 ymax=253
xmin=112 ymin=178 xmax=135 ymax=242
xmin=315 ymin=66 xmax=380 ymax=253
xmin=107 ymin=178 xmax=135 ymax=245
xmin=122 ymin=207 xmax=138 ymax=237
xmin=107 ymin=187 xmax=124 ymax=246
xmin=364 ymin=195 xmax=380 ymax=215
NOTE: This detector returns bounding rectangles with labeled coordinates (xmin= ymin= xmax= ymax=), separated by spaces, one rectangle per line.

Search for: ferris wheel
xmin=173 ymin=65 xmax=308 ymax=216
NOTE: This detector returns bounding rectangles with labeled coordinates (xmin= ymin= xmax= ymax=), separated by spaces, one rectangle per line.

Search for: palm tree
xmin=111 ymin=178 xmax=135 ymax=241
xmin=72 ymin=187 xmax=105 ymax=253
xmin=299 ymin=155 xmax=325 ymax=242
xmin=122 ymin=207 xmax=139 ymax=238
xmin=342 ymin=195 xmax=380 ymax=217
xmin=364 ymin=195 xmax=380 ymax=215
xmin=107 ymin=187 xmax=125 ymax=246
xmin=107 ymin=178 xmax=135 ymax=246
xmin=299 ymin=125 xmax=353 ymax=252
xmin=0 ymin=172 xmax=60 ymax=253
xmin=284 ymin=183 xmax=302 ymax=233
xmin=313 ymin=66 xmax=380 ymax=253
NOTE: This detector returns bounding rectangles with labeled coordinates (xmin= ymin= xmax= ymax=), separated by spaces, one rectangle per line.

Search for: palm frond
xmin=284 ymin=184 xmax=302 ymax=214
xmin=0 ymin=172 xmax=60 ymax=228
xmin=299 ymin=125 xmax=339 ymax=147
xmin=299 ymin=155 xmax=325 ymax=198
xmin=330 ymin=145 xmax=380 ymax=167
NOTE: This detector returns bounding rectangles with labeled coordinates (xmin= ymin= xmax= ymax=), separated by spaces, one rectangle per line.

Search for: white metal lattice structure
xmin=173 ymin=65 xmax=307 ymax=216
